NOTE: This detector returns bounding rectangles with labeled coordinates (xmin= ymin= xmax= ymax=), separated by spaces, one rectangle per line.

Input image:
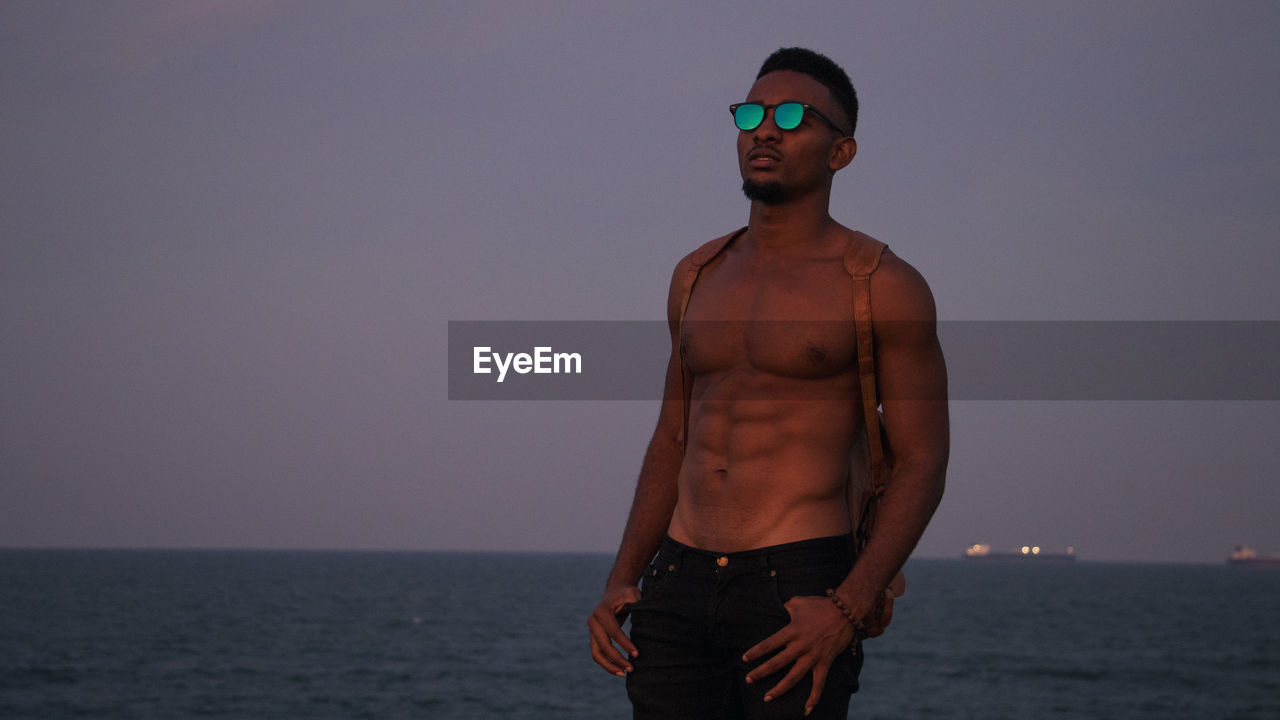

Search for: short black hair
xmin=757 ymin=47 xmax=858 ymax=136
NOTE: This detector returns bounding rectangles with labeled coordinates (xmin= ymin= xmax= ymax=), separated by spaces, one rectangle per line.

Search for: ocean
xmin=2 ymin=550 xmax=1277 ymax=719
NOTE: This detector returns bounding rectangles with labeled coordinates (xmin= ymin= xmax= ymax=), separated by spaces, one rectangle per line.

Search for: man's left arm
xmin=835 ymin=250 xmax=949 ymax=613
xmin=743 ymin=251 xmax=949 ymax=713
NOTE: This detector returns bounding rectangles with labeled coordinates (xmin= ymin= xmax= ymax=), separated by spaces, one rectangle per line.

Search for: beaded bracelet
xmin=826 ymin=589 xmax=867 ymax=655
xmin=825 ymin=588 xmax=865 ymax=630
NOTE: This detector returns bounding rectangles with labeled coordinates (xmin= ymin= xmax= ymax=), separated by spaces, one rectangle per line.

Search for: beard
xmin=741 ymin=178 xmax=787 ymax=205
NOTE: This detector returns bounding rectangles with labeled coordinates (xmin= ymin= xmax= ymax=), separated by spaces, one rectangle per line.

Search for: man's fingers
xmin=879 ymin=593 xmax=895 ymax=627
xmin=744 ymin=646 xmax=798 ymax=685
xmin=587 ymin=617 xmax=628 ymax=675
xmin=889 ymin=570 xmax=906 ymax=597
xmin=865 ymin=592 xmax=895 ymax=638
xmin=612 ymin=588 xmax=642 ymax=655
xmin=587 ymin=608 xmax=635 ymax=676
xmin=763 ymin=659 xmax=811 ymax=703
xmin=804 ymin=663 xmax=829 ymax=716
xmin=589 ymin=632 xmax=631 ymax=675
xmin=742 ymin=626 xmax=790 ymax=663
xmin=604 ymin=587 xmax=642 ymax=645
xmin=611 ymin=626 xmax=638 ymax=659
xmin=588 ymin=638 xmax=627 ymax=676
xmin=598 ymin=606 xmax=638 ymax=657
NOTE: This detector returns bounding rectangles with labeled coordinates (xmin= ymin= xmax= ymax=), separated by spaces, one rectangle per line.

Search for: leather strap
xmin=675 ymin=227 xmax=746 ymax=449
xmin=845 ymin=232 xmax=889 ymax=498
xmin=844 ymin=232 xmax=890 ymax=552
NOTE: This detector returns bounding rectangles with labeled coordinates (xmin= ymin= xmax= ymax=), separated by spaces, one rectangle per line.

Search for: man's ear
xmin=829 ymin=137 xmax=857 ymax=172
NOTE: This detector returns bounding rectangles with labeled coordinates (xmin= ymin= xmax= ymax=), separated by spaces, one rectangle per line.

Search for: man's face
xmin=737 ymin=70 xmax=849 ymax=205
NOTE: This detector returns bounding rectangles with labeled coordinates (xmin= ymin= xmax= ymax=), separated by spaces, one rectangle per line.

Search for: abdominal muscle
xmin=667 ymin=384 xmax=862 ymax=553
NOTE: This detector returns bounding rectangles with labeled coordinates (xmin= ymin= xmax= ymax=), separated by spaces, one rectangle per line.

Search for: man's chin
xmin=742 ymin=179 xmax=786 ymax=205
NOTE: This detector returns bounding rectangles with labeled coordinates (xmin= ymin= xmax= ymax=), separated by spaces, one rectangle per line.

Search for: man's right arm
xmin=587 ymin=261 xmax=690 ymax=677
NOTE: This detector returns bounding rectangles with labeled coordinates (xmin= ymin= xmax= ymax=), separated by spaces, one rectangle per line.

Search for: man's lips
xmin=747 ymin=148 xmax=782 ymax=168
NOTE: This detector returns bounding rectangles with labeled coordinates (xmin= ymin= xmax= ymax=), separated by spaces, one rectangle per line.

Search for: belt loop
xmin=759 ymin=549 xmax=780 ymax=579
xmin=756 ymin=547 xmax=775 ymax=577
xmin=668 ymin=540 xmax=684 ymax=574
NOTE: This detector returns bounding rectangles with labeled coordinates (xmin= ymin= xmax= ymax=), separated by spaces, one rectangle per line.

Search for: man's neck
xmin=745 ymin=190 xmax=838 ymax=255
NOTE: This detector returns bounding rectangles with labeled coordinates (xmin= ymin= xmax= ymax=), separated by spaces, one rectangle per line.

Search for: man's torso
xmin=669 ymin=229 xmax=871 ymax=552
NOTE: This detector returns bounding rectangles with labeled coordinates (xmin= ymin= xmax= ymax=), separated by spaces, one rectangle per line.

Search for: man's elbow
xmin=925 ymin=467 xmax=946 ymax=514
xmin=921 ymin=451 xmax=947 ymax=501
xmin=649 ymin=418 xmax=685 ymax=452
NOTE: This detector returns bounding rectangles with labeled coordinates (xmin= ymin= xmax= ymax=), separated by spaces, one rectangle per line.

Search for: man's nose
xmin=752 ymin=108 xmax=783 ymax=141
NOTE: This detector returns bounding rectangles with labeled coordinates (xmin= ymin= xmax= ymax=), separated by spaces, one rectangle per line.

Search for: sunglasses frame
xmin=729 ymin=101 xmax=849 ymax=136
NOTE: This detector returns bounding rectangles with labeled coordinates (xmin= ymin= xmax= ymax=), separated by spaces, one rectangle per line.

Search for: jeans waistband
xmin=654 ymin=534 xmax=854 ymax=574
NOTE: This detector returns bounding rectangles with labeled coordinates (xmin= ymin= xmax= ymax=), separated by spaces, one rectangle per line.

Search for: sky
xmin=2 ymin=1 xmax=1278 ymax=563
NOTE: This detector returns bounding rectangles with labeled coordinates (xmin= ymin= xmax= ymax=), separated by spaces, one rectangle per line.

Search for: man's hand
xmin=741 ymin=595 xmax=857 ymax=716
xmin=862 ymin=570 xmax=905 ymax=638
xmin=588 ymin=584 xmax=642 ymax=677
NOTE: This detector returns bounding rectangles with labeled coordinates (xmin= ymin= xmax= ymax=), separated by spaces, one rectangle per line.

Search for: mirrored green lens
xmin=775 ymin=103 xmax=804 ymax=130
xmin=734 ymin=104 xmax=764 ymax=131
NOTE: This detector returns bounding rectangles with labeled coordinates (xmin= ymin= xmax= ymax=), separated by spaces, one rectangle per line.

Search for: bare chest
xmin=681 ymin=255 xmax=857 ymax=380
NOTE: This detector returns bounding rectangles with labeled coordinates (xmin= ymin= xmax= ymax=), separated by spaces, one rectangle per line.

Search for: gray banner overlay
xmin=448 ymin=321 xmax=1280 ymax=401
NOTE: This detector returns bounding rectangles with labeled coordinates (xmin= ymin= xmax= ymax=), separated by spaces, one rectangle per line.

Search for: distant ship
xmin=963 ymin=544 xmax=1076 ymax=562
xmin=1227 ymin=545 xmax=1280 ymax=567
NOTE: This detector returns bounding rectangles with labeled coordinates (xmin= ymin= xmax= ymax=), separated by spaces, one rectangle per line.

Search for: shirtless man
xmin=588 ymin=48 xmax=949 ymax=719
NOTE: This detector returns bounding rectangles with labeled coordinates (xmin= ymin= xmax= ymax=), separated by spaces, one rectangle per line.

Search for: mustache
xmin=747 ymin=147 xmax=782 ymax=161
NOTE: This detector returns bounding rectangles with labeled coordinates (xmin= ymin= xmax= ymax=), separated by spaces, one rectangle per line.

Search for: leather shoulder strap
xmin=845 ymin=231 xmax=890 ymax=496
xmin=843 ymin=230 xmax=887 ymax=278
xmin=676 ymin=227 xmax=746 ymax=448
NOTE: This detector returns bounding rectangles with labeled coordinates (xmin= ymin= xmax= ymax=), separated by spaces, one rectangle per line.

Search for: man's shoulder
xmin=865 ymin=250 xmax=937 ymax=323
xmin=836 ymin=227 xmax=889 ymax=278
xmin=665 ymin=228 xmax=746 ymax=316
xmin=833 ymin=227 xmax=925 ymax=284
xmin=676 ymin=227 xmax=748 ymax=271
xmin=830 ymin=227 xmax=935 ymax=320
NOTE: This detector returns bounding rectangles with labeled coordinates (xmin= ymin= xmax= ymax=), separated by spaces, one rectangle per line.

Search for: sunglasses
xmin=729 ymin=102 xmax=848 ymax=135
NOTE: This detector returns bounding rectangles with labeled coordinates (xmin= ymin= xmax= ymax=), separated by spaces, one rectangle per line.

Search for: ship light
xmin=1032 ymin=546 xmax=1041 ymax=555
xmin=1021 ymin=546 xmax=1030 ymax=555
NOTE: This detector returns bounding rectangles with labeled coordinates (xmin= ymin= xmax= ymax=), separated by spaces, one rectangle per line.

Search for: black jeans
xmin=625 ymin=535 xmax=862 ymax=720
